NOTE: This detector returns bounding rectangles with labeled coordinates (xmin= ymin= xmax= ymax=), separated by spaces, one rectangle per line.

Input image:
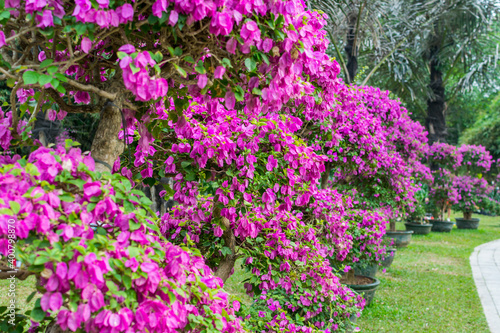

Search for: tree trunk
xmin=321 ymin=163 xmax=332 ymax=189
xmin=345 ymin=267 xmax=355 ymax=285
xmin=464 ymin=211 xmax=472 ymax=220
xmin=90 ymin=100 xmax=124 ymax=173
xmin=213 ymin=216 xmax=237 ymax=283
xmin=389 ymin=219 xmax=396 ymax=232
xmin=426 ymin=37 xmax=447 ymax=145
xmin=344 ymin=15 xmax=358 ymax=84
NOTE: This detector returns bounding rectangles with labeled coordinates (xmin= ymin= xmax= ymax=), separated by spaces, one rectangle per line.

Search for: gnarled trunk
xmin=90 ymin=100 xmax=125 ymax=173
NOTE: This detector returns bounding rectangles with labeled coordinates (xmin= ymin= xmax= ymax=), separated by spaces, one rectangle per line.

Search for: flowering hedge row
xmin=0 ymin=0 xmax=430 ymax=332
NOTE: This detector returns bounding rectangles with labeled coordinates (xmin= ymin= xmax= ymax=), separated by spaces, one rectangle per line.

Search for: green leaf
xmin=30 ymin=308 xmax=46 ymax=322
xmin=26 ymin=291 xmax=36 ymax=304
xmin=123 ymin=275 xmax=132 ymax=289
xmin=106 ymin=280 xmax=118 ymax=293
xmin=152 ymin=51 xmax=163 ymax=63
xmin=54 ymin=73 xmax=68 ymax=82
xmin=33 ymin=256 xmax=50 ymax=265
xmin=173 ymin=47 xmax=183 ymax=57
xmin=40 ymin=59 xmax=54 ymax=68
xmin=117 ymin=51 xmax=129 ymax=59
xmin=184 ymin=56 xmax=195 ymax=64
xmin=9 ymin=201 xmax=20 ymax=214
xmin=129 ymin=64 xmax=140 ymax=74
xmin=252 ymin=87 xmax=262 ymax=95
xmin=47 ymin=66 xmax=58 ymax=75
xmin=38 ymin=74 xmax=52 ymax=86
xmin=221 ymin=58 xmax=233 ymax=68
xmin=6 ymin=77 xmax=16 ymax=88
xmin=181 ymin=161 xmax=191 ymax=169
xmin=128 ymin=246 xmax=140 ymax=257
xmin=245 ymin=58 xmax=257 ymax=72
xmin=174 ymin=64 xmax=187 ymax=78
xmin=233 ymin=86 xmax=245 ymax=102
xmin=23 ymin=71 xmax=39 ymax=85
xmin=56 ymin=85 xmax=66 ymax=94
xmin=195 ymin=60 xmax=206 ymax=74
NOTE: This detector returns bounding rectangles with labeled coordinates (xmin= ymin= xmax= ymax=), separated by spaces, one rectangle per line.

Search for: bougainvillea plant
xmin=0 ymin=144 xmax=243 ymax=332
xmin=452 ymin=175 xmax=492 ymax=220
xmin=0 ymin=0 xmax=430 ymax=331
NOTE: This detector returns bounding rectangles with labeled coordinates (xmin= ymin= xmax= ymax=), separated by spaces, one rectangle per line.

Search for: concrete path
xmin=470 ymin=239 xmax=500 ymax=333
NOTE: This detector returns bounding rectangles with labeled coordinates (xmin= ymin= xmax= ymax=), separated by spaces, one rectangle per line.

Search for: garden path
xmin=470 ymin=239 xmax=500 ymax=333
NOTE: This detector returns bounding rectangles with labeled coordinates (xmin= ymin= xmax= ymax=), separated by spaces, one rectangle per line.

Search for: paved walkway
xmin=470 ymin=239 xmax=500 ymax=333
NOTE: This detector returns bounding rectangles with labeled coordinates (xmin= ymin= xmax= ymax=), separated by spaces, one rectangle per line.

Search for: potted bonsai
xmin=404 ymin=188 xmax=433 ymax=235
xmin=453 ymin=175 xmax=492 ymax=229
xmin=452 ymin=145 xmax=494 ymax=229
xmin=426 ymin=143 xmax=464 ymax=232
xmin=428 ymin=169 xmax=459 ymax=232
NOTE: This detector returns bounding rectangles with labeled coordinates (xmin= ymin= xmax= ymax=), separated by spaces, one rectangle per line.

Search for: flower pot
xmin=404 ymin=222 xmax=433 ymax=235
xmin=354 ymin=262 xmax=379 ymax=278
xmin=455 ymin=218 xmax=480 ymax=230
xmin=431 ymin=220 xmax=455 ymax=232
xmin=342 ymin=275 xmax=380 ymax=307
xmin=384 ymin=230 xmax=413 ymax=248
xmin=345 ymin=313 xmax=358 ymax=333
xmin=381 ymin=248 xmax=397 ymax=268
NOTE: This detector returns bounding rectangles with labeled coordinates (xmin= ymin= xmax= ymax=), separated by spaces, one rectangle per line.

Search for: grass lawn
xmin=357 ymin=212 xmax=500 ymax=332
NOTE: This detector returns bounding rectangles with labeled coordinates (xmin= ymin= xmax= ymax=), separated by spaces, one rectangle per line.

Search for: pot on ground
xmin=345 ymin=313 xmax=358 ymax=333
xmin=381 ymin=248 xmax=397 ymax=268
xmin=404 ymin=222 xmax=433 ymax=235
xmin=354 ymin=262 xmax=379 ymax=278
xmin=455 ymin=218 xmax=480 ymax=230
xmin=342 ymin=275 xmax=380 ymax=307
xmin=384 ymin=230 xmax=413 ymax=248
xmin=431 ymin=220 xmax=455 ymax=232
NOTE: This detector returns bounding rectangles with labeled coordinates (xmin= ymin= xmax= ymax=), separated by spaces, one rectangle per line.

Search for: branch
xmin=46 ymin=89 xmax=101 ymax=114
xmin=66 ymin=79 xmax=117 ymax=101
xmin=0 ymin=269 xmax=34 ymax=280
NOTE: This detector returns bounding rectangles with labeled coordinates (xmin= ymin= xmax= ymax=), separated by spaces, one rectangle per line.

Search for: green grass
xmin=357 ymin=213 xmax=500 ymax=332
xmin=0 ymin=275 xmax=37 ymax=312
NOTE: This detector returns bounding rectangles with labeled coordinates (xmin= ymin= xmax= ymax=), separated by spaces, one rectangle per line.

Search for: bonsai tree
xmin=452 ymin=175 xmax=492 ymax=220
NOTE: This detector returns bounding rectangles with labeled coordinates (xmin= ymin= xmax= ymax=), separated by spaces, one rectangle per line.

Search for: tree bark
xmin=90 ymin=100 xmax=124 ymax=173
xmin=321 ymin=163 xmax=332 ymax=189
xmin=213 ymin=216 xmax=238 ymax=283
xmin=344 ymin=14 xmax=358 ymax=84
xmin=426 ymin=34 xmax=447 ymax=145
xmin=389 ymin=219 xmax=396 ymax=232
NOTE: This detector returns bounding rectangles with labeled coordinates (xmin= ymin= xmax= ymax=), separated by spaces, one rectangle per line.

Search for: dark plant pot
xmin=384 ymin=230 xmax=413 ymax=248
xmin=345 ymin=313 xmax=358 ymax=333
xmin=344 ymin=276 xmax=380 ymax=307
xmin=431 ymin=220 xmax=455 ymax=232
xmin=404 ymin=222 xmax=433 ymax=235
xmin=381 ymin=248 xmax=397 ymax=268
xmin=455 ymin=218 xmax=480 ymax=230
xmin=354 ymin=262 xmax=379 ymax=278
